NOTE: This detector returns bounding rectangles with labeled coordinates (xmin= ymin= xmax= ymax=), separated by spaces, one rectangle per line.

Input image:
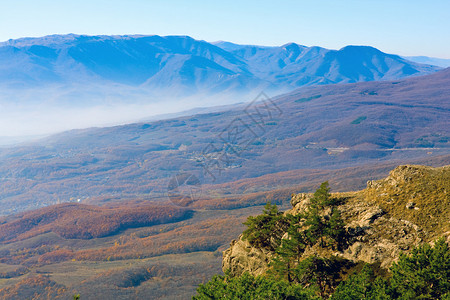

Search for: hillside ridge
xmin=0 ymin=67 xmax=448 ymax=215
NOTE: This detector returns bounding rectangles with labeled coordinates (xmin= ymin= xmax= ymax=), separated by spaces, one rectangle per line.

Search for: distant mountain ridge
xmin=403 ymin=55 xmax=450 ymax=68
xmin=214 ymin=41 xmax=440 ymax=87
xmin=0 ymin=34 xmax=440 ymax=96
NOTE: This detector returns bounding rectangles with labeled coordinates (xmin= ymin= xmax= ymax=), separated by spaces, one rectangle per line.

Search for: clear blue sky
xmin=1 ymin=0 xmax=449 ymax=58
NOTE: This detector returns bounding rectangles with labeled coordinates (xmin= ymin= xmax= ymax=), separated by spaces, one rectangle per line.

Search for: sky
xmin=0 ymin=0 xmax=449 ymax=58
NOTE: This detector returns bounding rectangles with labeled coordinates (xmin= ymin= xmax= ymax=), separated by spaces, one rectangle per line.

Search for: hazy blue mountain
xmin=0 ymin=34 xmax=440 ymax=93
xmin=0 ymin=35 xmax=262 ymax=93
xmin=214 ymin=41 xmax=440 ymax=87
xmin=402 ymin=55 xmax=450 ymax=68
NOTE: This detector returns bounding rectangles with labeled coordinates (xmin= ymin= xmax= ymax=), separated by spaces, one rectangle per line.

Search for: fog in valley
xmin=0 ymin=85 xmax=253 ymax=145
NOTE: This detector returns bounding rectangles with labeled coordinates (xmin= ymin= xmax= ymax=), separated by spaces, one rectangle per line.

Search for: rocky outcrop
xmin=223 ymin=165 xmax=449 ymax=276
xmin=222 ymin=237 xmax=273 ymax=276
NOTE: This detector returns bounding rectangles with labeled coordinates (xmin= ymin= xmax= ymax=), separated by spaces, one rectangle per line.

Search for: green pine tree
xmin=305 ymin=212 xmax=327 ymax=247
xmin=270 ymin=214 xmax=307 ymax=282
xmin=242 ymin=202 xmax=290 ymax=250
xmin=332 ymin=265 xmax=391 ymax=300
xmin=326 ymin=207 xmax=346 ymax=250
xmin=304 ymin=181 xmax=336 ymax=248
xmin=390 ymin=238 xmax=450 ymax=299
xmin=310 ymin=181 xmax=334 ymax=210
xmin=294 ymin=256 xmax=338 ymax=298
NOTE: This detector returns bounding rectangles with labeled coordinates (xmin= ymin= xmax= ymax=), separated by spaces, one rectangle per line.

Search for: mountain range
xmin=0 ymin=34 xmax=440 ymax=98
xmin=403 ymin=55 xmax=450 ymax=68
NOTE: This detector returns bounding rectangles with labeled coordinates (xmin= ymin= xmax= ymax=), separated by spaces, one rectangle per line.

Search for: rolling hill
xmin=0 ymin=68 xmax=448 ymax=215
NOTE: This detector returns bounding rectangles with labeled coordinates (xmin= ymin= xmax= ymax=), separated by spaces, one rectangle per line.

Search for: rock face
xmin=338 ymin=200 xmax=423 ymax=268
xmin=222 ymin=237 xmax=273 ymax=277
xmin=223 ymin=164 xmax=449 ymax=276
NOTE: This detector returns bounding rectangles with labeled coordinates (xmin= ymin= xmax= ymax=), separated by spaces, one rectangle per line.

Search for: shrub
xmin=193 ymin=272 xmax=318 ymax=300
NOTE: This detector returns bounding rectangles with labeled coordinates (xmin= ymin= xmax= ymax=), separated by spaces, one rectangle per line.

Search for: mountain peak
xmin=281 ymin=42 xmax=306 ymax=50
xmin=338 ymin=45 xmax=383 ymax=53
